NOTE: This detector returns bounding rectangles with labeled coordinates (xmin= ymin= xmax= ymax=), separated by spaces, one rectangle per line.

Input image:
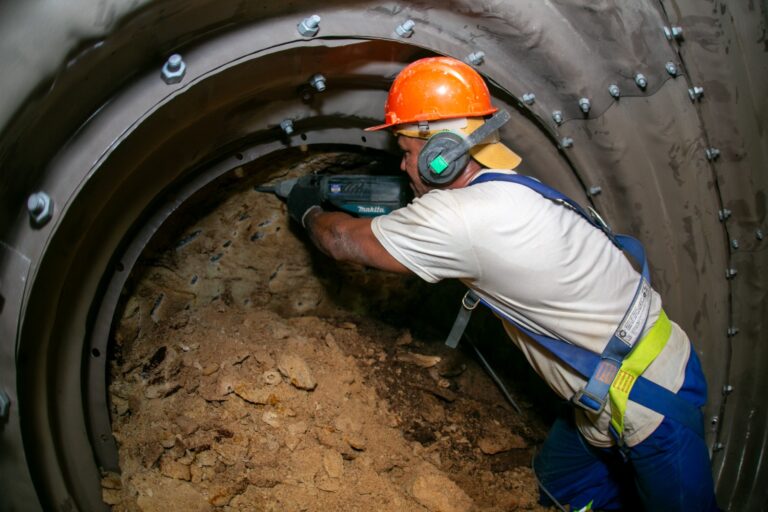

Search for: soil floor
xmin=102 ymin=151 xmax=556 ymax=511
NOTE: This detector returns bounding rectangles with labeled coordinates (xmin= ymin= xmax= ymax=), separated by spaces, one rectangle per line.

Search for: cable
xmin=464 ymin=335 xmax=522 ymax=415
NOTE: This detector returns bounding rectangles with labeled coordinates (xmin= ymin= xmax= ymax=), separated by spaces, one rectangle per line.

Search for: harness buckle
xmin=462 ymin=291 xmax=480 ymax=310
xmin=571 ymin=388 xmax=607 ymax=414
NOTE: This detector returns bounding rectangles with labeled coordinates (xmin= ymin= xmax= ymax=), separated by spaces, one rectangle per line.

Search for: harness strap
xmin=445 ymin=172 xmax=703 ymax=437
xmin=470 ymin=292 xmax=702 ymax=437
xmin=471 ymin=172 xmax=651 ymax=416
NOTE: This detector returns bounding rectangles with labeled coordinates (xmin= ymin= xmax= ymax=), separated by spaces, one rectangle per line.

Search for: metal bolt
xmin=560 ymin=137 xmax=574 ymax=149
xmin=731 ymin=239 xmax=739 ymax=250
xmin=718 ymin=209 xmax=731 ymax=221
xmin=578 ymin=97 xmax=591 ymax=114
xmin=713 ymin=442 xmax=724 ymax=452
xmin=757 ymin=229 xmax=764 ymax=241
xmin=395 ymin=19 xmax=415 ymax=38
xmin=635 ymin=73 xmax=648 ymax=90
xmin=664 ymin=26 xmax=684 ymax=41
xmin=705 ymin=147 xmax=721 ymax=161
xmin=710 ymin=416 xmax=719 ymax=426
xmin=727 ymin=326 xmax=740 ymax=337
xmin=467 ymin=51 xmax=485 ymax=66
xmin=588 ymin=186 xmax=602 ymax=196
xmin=722 ymin=384 xmax=734 ymax=395
xmin=161 ymin=54 xmax=186 ymax=84
xmin=688 ymin=86 xmax=704 ymax=101
xmin=297 ymin=14 xmax=321 ymax=37
xmin=280 ymin=119 xmax=294 ymax=135
xmin=27 ymin=191 xmax=53 ymax=227
xmin=608 ymin=84 xmax=621 ymax=99
xmin=725 ymin=268 xmax=737 ymax=279
xmin=522 ymin=93 xmax=536 ymax=105
xmin=552 ymin=110 xmax=563 ymax=125
xmin=665 ymin=61 xmax=679 ymax=77
xmin=0 ymin=390 xmax=9 ymax=424
xmin=309 ymin=74 xmax=326 ymax=92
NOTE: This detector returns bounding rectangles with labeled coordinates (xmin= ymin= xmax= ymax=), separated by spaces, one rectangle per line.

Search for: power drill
xmin=255 ymin=174 xmax=412 ymax=217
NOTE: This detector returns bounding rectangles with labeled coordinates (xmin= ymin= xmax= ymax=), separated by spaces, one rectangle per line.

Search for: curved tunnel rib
xmin=0 ymin=1 xmax=765 ymax=510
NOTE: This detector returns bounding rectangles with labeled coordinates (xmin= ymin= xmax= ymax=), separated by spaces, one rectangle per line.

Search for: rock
xmin=395 ymin=351 xmax=441 ymax=368
xmin=262 ymin=411 xmax=281 ymax=428
xmin=233 ymin=383 xmax=275 ymax=405
xmin=208 ymin=479 xmax=248 ymax=507
xmin=315 ymin=474 xmax=341 ymax=492
xmin=160 ymin=455 xmax=192 ymax=481
xmin=409 ymin=464 xmax=473 ymax=512
xmin=144 ymin=382 xmax=181 ymax=399
xmin=195 ymin=450 xmax=218 ymax=467
xmin=136 ymin=477 xmax=212 ymax=512
xmin=287 ymin=421 xmax=308 ymax=437
xmin=262 ymin=370 xmax=282 ymax=386
xmin=101 ymin=471 xmax=122 ymax=490
xmin=102 ymin=488 xmax=122 ymax=506
xmin=201 ymin=363 xmax=219 ymax=376
xmin=277 ymin=354 xmax=317 ymax=391
xmin=174 ymin=415 xmax=199 ymax=436
xmin=346 ymin=433 xmax=367 ymax=451
xmin=323 ymin=450 xmax=344 ymax=479
xmin=395 ymin=330 xmax=413 ymax=346
xmin=477 ymin=430 xmax=527 ymax=455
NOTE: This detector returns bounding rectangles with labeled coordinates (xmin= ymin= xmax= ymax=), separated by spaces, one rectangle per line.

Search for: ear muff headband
xmin=417 ymin=110 xmax=511 ymax=186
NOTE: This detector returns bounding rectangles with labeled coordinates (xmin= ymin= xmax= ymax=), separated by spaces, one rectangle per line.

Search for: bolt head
xmin=635 ymin=74 xmax=648 ymax=90
xmin=161 ymin=54 xmax=186 ymax=84
xmin=27 ymin=192 xmax=53 ymax=227
xmin=578 ymin=98 xmax=591 ymax=114
xmin=588 ymin=186 xmax=602 ymax=196
xmin=280 ymin=119 xmax=294 ymax=135
xmin=722 ymin=384 xmax=734 ymax=395
xmin=396 ymin=19 xmax=415 ymax=37
xmin=552 ymin=111 xmax=563 ymax=125
xmin=522 ymin=93 xmax=535 ymax=105
xmin=560 ymin=137 xmax=573 ymax=148
xmin=665 ymin=62 xmax=678 ymax=76
xmin=310 ymin=74 xmax=326 ymax=92
xmin=298 ymin=15 xmax=321 ymax=36
xmin=731 ymin=239 xmax=739 ymax=249
xmin=468 ymin=51 xmax=485 ymax=66
xmin=757 ymin=229 xmax=765 ymax=241
xmin=608 ymin=84 xmax=621 ymax=99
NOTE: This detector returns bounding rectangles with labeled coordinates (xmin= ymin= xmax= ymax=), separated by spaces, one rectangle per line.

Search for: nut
xmin=27 ymin=191 xmax=53 ymax=227
xmin=161 ymin=54 xmax=186 ymax=85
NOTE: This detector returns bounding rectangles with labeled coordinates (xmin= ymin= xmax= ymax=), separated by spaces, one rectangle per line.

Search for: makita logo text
xmin=357 ymin=206 xmax=386 ymax=214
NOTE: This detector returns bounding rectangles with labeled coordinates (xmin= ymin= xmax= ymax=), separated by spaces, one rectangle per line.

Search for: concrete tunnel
xmin=0 ymin=0 xmax=766 ymax=510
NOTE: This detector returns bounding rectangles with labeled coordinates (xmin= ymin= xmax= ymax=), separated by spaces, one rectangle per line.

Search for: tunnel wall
xmin=0 ymin=1 xmax=766 ymax=510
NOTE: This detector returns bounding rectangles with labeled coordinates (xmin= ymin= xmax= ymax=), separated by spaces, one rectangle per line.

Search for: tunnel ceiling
xmin=0 ymin=1 xmax=766 ymax=510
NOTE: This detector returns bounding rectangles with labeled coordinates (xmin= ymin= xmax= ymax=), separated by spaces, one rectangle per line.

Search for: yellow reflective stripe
xmin=609 ymin=310 xmax=672 ymax=435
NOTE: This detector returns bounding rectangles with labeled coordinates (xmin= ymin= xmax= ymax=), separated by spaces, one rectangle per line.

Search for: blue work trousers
xmin=534 ymin=350 xmax=720 ymax=511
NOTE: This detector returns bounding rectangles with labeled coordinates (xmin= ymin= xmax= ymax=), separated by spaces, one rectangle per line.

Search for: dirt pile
xmin=105 ymin=303 xmax=552 ymax=511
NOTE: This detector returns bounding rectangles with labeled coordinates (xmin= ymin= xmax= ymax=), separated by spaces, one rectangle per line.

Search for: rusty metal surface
xmin=0 ymin=0 xmax=765 ymax=509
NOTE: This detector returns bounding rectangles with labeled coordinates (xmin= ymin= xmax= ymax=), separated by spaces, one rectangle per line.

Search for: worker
xmin=285 ymin=56 xmax=720 ymax=511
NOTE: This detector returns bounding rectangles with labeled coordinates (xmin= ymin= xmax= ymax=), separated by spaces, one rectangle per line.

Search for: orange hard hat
xmin=366 ymin=56 xmax=498 ymax=131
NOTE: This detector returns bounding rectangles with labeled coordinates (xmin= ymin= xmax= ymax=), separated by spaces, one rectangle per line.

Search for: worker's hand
xmin=287 ymin=174 xmax=324 ymax=227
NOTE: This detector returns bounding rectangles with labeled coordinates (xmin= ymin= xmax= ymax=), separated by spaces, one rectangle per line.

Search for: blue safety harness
xmin=446 ymin=172 xmax=704 ymax=439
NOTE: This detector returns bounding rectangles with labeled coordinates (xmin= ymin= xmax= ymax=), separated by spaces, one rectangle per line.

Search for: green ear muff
xmin=416 ymin=110 xmax=511 ymax=187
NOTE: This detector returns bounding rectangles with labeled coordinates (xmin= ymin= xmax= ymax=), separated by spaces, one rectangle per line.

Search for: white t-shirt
xmin=371 ymin=170 xmax=690 ymax=447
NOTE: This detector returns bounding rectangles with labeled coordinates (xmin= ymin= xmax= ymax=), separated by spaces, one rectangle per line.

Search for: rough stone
xmin=409 ymin=463 xmax=473 ymax=512
xmin=277 ymin=354 xmax=317 ymax=390
xmin=477 ymin=431 xmax=527 ymax=455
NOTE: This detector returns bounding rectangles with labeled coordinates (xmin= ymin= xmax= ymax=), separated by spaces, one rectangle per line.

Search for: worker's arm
xmin=304 ymin=208 xmax=412 ymax=274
